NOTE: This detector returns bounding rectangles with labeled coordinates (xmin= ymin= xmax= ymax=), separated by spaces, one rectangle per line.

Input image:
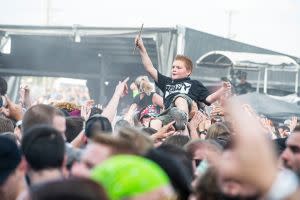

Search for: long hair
xmin=135 ymin=76 xmax=153 ymax=96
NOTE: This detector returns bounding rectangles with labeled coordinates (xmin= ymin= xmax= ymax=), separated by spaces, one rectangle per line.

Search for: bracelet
xmin=266 ymin=169 xmax=299 ymax=200
xmin=16 ymin=120 xmax=22 ymax=128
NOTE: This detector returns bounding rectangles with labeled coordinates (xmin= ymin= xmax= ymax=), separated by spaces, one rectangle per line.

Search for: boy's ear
xmin=187 ymin=70 xmax=192 ymax=77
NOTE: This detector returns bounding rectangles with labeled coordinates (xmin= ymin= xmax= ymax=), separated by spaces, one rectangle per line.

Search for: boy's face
xmin=171 ymin=60 xmax=191 ymax=80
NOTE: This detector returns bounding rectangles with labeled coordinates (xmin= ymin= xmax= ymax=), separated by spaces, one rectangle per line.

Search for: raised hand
xmin=19 ymin=84 xmax=31 ymax=108
xmin=6 ymin=97 xmax=23 ymax=121
xmin=152 ymin=121 xmax=176 ymax=142
xmin=81 ymin=100 xmax=94 ymax=121
xmin=188 ymin=111 xmax=204 ymax=130
xmin=134 ymin=36 xmax=146 ymax=53
xmin=216 ymin=98 xmax=278 ymax=195
xmin=289 ymin=116 xmax=298 ymax=132
xmin=115 ymin=77 xmax=129 ymax=98
xmin=210 ymin=104 xmax=225 ymax=117
xmin=188 ymin=111 xmax=206 ymax=139
xmin=101 ymin=77 xmax=129 ymax=123
xmin=222 ymin=81 xmax=232 ymax=91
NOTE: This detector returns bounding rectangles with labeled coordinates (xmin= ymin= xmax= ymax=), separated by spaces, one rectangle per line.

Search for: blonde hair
xmin=135 ymin=76 xmax=153 ymax=96
xmin=53 ymin=101 xmax=80 ymax=112
xmin=92 ymin=134 xmax=138 ymax=155
xmin=118 ymin=127 xmax=154 ymax=154
xmin=205 ymin=122 xmax=230 ymax=140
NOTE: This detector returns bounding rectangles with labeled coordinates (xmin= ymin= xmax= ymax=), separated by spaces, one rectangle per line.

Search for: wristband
xmin=16 ymin=120 xmax=22 ymax=128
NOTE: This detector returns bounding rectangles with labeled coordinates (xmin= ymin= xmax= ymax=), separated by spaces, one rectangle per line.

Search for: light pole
xmin=226 ymin=10 xmax=237 ymax=39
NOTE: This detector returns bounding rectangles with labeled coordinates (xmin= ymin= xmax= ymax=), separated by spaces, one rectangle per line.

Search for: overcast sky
xmin=1 ymin=0 xmax=299 ymax=57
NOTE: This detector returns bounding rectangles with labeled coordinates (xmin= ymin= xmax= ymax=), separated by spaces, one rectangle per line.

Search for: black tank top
xmin=133 ymin=92 xmax=154 ymax=110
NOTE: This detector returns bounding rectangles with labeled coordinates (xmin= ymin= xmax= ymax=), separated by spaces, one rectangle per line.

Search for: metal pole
xmin=45 ymin=0 xmax=51 ymax=25
xmin=257 ymin=70 xmax=261 ymax=93
xmin=295 ymin=70 xmax=299 ymax=94
xmin=99 ymin=56 xmax=105 ymax=104
xmin=263 ymin=68 xmax=268 ymax=94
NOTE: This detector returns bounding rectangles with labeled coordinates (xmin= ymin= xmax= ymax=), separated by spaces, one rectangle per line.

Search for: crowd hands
xmin=0 ymin=38 xmax=300 ymax=200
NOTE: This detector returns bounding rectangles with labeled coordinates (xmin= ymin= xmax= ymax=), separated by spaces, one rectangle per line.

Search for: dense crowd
xmin=18 ymin=82 xmax=90 ymax=106
xmin=0 ymin=36 xmax=299 ymax=200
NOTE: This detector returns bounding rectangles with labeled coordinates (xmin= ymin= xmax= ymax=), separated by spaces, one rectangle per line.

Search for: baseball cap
xmin=91 ymin=155 xmax=170 ymax=200
xmin=139 ymin=105 xmax=158 ymax=121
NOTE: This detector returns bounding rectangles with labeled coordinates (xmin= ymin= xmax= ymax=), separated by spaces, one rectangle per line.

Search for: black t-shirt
xmin=235 ymin=82 xmax=253 ymax=95
xmin=155 ymin=72 xmax=210 ymax=109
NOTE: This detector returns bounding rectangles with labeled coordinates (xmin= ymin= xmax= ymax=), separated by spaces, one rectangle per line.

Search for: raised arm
xmin=135 ymin=36 xmax=158 ymax=82
xmin=206 ymin=82 xmax=231 ymax=104
xmin=216 ymin=98 xmax=300 ymax=200
xmin=101 ymin=77 xmax=129 ymax=122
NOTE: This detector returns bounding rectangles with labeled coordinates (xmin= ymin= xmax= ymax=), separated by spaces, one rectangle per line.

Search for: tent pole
xmin=295 ymin=70 xmax=299 ymax=94
xmin=257 ymin=70 xmax=261 ymax=93
xmin=264 ymin=68 xmax=268 ymax=94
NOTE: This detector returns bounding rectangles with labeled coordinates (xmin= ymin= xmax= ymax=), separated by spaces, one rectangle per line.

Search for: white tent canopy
xmin=196 ymin=51 xmax=300 ymax=94
xmin=196 ymin=51 xmax=299 ymax=70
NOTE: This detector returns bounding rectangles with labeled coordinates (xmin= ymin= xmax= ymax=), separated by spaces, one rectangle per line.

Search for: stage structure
xmin=0 ymin=25 xmax=299 ymax=103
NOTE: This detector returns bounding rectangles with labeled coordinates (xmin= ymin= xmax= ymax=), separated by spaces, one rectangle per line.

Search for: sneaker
xmin=168 ymin=107 xmax=188 ymax=130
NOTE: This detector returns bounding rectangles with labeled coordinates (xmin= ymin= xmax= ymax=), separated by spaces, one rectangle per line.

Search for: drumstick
xmin=133 ymin=23 xmax=144 ymax=54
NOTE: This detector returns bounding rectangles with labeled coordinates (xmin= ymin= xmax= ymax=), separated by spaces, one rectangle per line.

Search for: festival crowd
xmin=0 ymin=36 xmax=299 ymax=200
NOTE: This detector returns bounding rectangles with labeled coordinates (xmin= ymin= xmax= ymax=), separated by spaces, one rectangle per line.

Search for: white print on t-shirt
xmin=165 ymin=82 xmax=192 ymax=98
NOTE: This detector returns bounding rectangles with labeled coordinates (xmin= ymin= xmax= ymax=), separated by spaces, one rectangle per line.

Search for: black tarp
xmin=235 ymin=92 xmax=300 ymax=121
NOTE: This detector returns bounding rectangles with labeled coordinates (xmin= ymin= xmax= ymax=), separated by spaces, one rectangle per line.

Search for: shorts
xmin=155 ymin=94 xmax=192 ymax=130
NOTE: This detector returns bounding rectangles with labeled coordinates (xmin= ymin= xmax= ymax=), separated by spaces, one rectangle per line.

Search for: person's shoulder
xmin=157 ymin=71 xmax=171 ymax=81
xmin=190 ymin=78 xmax=204 ymax=86
xmin=246 ymin=82 xmax=252 ymax=86
xmin=189 ymin=78 xmax=199 ymax=82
